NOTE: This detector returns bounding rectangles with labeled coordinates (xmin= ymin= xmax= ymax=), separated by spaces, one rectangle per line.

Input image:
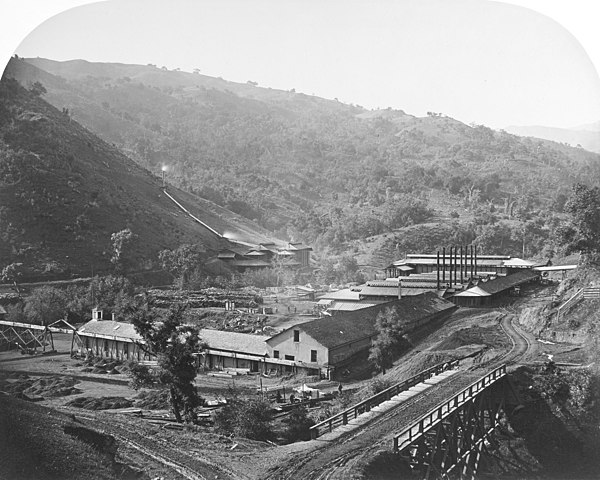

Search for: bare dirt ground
xmin=1 ymin=283 xmax=585 ymax=479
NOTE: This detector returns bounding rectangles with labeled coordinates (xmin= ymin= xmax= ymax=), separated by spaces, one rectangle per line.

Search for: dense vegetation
xmin=3 ymin=57 xmax=600 ymax=284
xmin=5 ymin=57 xmax=599 ymax=269
xmin=0 ymin=75 xmax=275 ymax=280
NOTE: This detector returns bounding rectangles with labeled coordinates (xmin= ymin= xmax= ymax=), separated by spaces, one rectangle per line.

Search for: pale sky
xmin=1 ymin=0 xmax=599 ymax=129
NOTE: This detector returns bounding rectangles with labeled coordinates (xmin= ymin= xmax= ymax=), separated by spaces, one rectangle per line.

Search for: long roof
xmin=455 ymin=270 xmax=540 ymax=296
xmin=357 ymin=286 xmax=400 ymax=297
xmin=317 ymin=289 xmax=361 ymax=301
xmin=269 ymin=292 xmax=455 ymax=349
xmin=199 ymin=329 xmax=269 ymax=356
xmin=78 ymin=320 xmax=142 ymax=342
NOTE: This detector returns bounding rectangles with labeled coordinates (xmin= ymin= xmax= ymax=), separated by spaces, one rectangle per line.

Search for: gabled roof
xmin=199 ymin=329 xmax=269 ymax=356
xmin=78 ymin=320 xmax=142 ymax=342
xmin=269 ymin=293 xmax=455 ymax=349
xmin=453 ymin=286 xmax=491 ymax=297
xmin=0 ymin=305 xmax=7 ymax=315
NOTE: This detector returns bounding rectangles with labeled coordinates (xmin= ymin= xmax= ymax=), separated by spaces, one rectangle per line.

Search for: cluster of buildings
xmin=216 ymin=242 xmax=312 ymax=271
xmin=72 ymin=249 xmax=575 ymax=379
xmin=73 ymin=292 xmax=456 ymax=379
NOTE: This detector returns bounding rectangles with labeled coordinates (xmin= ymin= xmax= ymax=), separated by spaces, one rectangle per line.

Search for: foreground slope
xmin=0 ymin=77 xmax=281 ymax=279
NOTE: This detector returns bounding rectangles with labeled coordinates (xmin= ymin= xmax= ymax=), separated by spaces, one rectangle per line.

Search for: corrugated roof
xmin=199 ymin=329 xmax=269 ymax=356
xmin=78 ymin=320 xmax=142 ymax=342
xmin=270 ymin=293 xmax=455 ymax=349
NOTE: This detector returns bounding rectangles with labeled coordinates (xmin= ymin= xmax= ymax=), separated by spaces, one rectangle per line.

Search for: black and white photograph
xmin=1 ymin=1 xmax=599 ymax=478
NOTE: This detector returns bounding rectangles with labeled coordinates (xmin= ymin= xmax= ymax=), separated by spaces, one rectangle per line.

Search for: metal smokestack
xmin=460 ymin=245 xmax=464 ymax=284
xmin=442 ymin=247 xmax=446 ymax=283
xmin=436 ymin=251 xmax=440 ymax=290
xmin=449 ymin=246 xmax=453 ymax=287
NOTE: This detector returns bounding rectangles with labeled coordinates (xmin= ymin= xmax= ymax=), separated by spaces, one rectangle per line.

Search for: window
xmin=273 ymin=350 xmax=279 ymax=359
xmin=311 ymin=350 xmax=317 ymax=362
xmin=293 ymin=330 xmax=300 ymax=342
xmin=285 ymin=355 xmax=295 ymax=361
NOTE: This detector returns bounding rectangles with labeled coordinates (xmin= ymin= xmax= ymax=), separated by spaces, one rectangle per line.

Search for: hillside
xmin=505 ymin=123 xmax=600 ymax=154
xmin=4 ymin=57 xmax=600 ymax=266
xmin=0 ymin=77 xmax=284 ymax=280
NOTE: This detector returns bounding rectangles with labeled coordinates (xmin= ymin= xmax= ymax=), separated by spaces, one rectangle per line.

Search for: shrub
xmin=370 ymin=377 xmax=392 ymax=395
xmin=281 ymin=405 xmax=315 ymax=443
xmin=214 ymin=397 xmax=273 ymax=440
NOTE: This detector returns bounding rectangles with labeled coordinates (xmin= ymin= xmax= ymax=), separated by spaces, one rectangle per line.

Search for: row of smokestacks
xmin=436 ymin=245 xmax=478 ymax=289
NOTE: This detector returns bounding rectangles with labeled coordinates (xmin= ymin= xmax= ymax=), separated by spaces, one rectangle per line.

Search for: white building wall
xmin=267 ymin=329 xmax=328 ymax=365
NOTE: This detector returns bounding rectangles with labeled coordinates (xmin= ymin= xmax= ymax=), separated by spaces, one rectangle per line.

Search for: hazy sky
xmin=2 ymin=0 xmax=599 ymax=129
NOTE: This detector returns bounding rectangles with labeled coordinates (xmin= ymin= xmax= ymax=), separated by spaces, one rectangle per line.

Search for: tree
xmin=29 ymin=81 xmax=47 ymax=97
xmin=158 ymin=244 xmax=204 ymax=288
xmin=129 ymin=304 xmax=204 ymax=423
xmin=1 ymin=262 xmax=23 ymax=295
xmin=281 ymin=405 xmax=315 ymax=443
xmin=24 ymin=286 xmax=69 ymax=325
xmin=214 ymin=396 xmax=273 ymax=440
xmin=558 ymin=184 xmax=600 ymax=262
xmin=368 ymin=307 xmax=410 ymax=374
xmin=110 ymin=228 xmax=136 ymax=273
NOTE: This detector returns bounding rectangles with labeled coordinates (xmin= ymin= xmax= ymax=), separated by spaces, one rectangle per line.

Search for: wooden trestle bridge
xmin=0 ymin=319 xmax=76 ymax=353
xmin=392 ymin=365 xmax=514 ymax=479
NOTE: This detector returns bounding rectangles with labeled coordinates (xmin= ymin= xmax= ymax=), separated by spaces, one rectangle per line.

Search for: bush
xmin=281 ymin=405 xmax=315 ymax=443
xmin=370 ymin=377 xmax=392 ymax=395
xmin=214 ymin=397 xmax=273 ymax=440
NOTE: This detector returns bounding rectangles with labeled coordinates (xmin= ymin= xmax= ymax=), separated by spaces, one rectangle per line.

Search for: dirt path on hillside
xmin=257 ymin=307 xmax=544 ymax=479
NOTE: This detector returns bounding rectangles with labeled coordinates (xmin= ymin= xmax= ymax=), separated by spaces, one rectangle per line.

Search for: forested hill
xmin=0 ymin=77 xmax=283 ymax=281
xmin=4 ymin=57 xmax=600 ymax=265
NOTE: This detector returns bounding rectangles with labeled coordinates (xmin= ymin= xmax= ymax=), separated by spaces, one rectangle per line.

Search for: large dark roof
xmin=475 ymin=269 xmax=540 ymax=295
xmin=270 ymin=292 xmax=455 ymax=349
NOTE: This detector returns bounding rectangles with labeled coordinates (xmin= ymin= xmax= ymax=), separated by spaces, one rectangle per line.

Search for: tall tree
xmin=558 ymin=183 xmax=600 ymax=262
xmin=110 ymin=228 xmax=136 ymax=273
xmin=24 ymin=286 xmax=69 ymax=325
xmin=129 ymin=304 xmax=205 ymax=423
xmin=158 ymin=244 xmax=204 ymax=288
xmin=368 ymin=307 xmax=409 ymax=374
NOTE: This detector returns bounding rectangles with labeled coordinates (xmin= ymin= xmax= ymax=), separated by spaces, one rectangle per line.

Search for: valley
xmin=1 ymin=55 xmax=600 ymax=480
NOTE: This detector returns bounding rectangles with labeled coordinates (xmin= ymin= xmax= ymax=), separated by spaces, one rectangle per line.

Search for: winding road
xmin=268 ymin=311 xmax=538 ymax=479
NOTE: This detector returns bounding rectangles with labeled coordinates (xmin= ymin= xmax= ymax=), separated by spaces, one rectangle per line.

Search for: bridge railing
xmin=393 ymin=364 xmax=507 ymax=452
xmin=310 ymin=359 xmax=460 ymax=439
